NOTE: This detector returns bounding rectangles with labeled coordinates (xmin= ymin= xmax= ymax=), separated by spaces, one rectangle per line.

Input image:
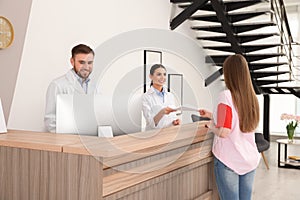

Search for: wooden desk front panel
xmin=0 ymin=146 xmax=102 ymax=200
xmin=104 ymin=157 xmax=214 ymax=200
xmin=102 ymin=134 xmax=217 ymax=200
xmin=0 ymin=122 xmax=217 ymax=200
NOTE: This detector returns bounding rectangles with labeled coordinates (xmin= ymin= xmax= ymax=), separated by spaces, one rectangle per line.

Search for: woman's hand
xmin=164 ymin=107 xmax=176 ymax=114
xmin=154 ymin=107 xmax=177 ymax=126
xmin=172 ymin=119 xmax=181 ymax=126
xmin=199 ymin=109 xmax=212 ymax=119
xmin=199 ymin=111 xmax=230 ymax=138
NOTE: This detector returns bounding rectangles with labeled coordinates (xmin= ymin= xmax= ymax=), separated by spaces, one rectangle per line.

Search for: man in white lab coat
xmin=44 ymin=44 xmax=99 ymax=132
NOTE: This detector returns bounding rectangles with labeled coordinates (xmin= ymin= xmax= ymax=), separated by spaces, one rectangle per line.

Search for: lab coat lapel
xmin=65 ymin=70 xmax=86 ymax=94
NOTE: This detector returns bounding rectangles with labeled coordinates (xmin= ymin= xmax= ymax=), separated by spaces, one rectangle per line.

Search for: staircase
xmin=169 ymin=0 xmax=300 ymax=97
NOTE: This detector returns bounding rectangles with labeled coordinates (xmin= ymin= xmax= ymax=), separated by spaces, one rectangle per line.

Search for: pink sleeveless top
xmin=212 ymin=90 xmax=260 ymax=175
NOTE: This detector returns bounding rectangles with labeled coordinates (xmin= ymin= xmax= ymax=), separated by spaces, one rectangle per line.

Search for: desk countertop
xmin=0 ymin=129 xmax=81 ymax=152
xmin=63 ymin=122 xmax=210 ymax=158
xmin=0 ymin=122 xmax=210 ymax=155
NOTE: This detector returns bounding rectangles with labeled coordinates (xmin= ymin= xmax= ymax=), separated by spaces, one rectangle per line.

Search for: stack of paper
xmin=173 ymin=105 xmax=199 ymax=112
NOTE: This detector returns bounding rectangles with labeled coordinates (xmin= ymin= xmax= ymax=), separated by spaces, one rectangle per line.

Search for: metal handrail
xmin=271 ymin=0 xmax=299 ymax=82
xmin=278 ymin=0 xmax=293 ymax=41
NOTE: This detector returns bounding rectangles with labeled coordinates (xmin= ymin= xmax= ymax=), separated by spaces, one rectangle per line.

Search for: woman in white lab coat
xmin=142 ymin=64 xmax=180 ymax=130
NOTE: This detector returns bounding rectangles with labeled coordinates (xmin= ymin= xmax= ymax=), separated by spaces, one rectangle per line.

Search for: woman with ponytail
xmin=142 ymin=64 xmax=180 ymax=130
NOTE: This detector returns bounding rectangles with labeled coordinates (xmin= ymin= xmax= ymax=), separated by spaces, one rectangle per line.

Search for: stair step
xmin=211 ymin=62 xmax=288 ymax=70
xmin=206 ymin=53 xmax=285 ymax=64
xmin=249 ymin=62 xmax=288 ymax=70
xmin=191 ymin=10 xmax=272 ymax=23
xmin=204 ymin=68 xmax=289 ymax=87
xmin=218 ymin=79 xmax=290 ymax=86
xmin=204 ymin=68 xmax=223 ymax=86
xmin=251 ymin=71 xmax=289 ymax=78
xmin=255 ymin=79 xmax=291 ymax=86
xmin=197 ymin=33 xmax=279 ymax=43
xmin=203 ymin=44 xmax=281 ymax=53
xmin=179 ymin=0 xmax=268 ymax=12
xmin=192 ymin=21 xmax=276 ymax=34
xmin=260 ymin=87 xmax=300 ymax=96
xmin=171 ymin=0 xmax=194 ymax=3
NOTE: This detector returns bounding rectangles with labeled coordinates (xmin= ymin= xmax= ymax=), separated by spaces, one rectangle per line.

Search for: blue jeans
xmin=214 ymin=157 xmax=256 ymax=200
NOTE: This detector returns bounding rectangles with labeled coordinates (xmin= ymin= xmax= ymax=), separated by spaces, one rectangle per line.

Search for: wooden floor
xmin=253 ymin=139 xmax=300 ymax=200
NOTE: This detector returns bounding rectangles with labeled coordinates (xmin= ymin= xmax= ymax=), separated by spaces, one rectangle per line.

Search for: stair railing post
xmin=279 ymin=0 xmax=285 ymax=85
xmin=270 ymin=0 xmax=274 ymax=22
xmin=289 ymin=35 xmax=292 ymax=80
xmin=263 ymin=94 xmax=270 ymax=142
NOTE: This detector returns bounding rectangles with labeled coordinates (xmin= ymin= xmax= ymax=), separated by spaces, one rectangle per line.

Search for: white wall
xmin=0 ymin=0 xmax=32 ymax=121
xmin=8 ymin=0 xmax=221 ymax=132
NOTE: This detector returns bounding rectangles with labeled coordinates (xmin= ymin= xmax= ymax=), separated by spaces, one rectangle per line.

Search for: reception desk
xmin=0 ymin=122 xmax=218 ymax=200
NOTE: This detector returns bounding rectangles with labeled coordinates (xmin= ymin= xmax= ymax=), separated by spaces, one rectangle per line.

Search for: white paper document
xmin=173 ymin=105 xmax=199 ymax=112
xmin=0 ymin=99 xmax=7 ymax=133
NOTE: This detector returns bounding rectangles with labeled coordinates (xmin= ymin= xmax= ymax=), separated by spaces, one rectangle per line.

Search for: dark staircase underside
xmin=177 ymin=0 xmax=266 ymax=12
xmin=197 ymin=33 xmax=280 ymax=43
xmin=190 ymin=10 xmax=273 ymax=23
xmin=192 ymin=21 xmax=277 ymax=33
xmin=170 ymin=0 xmax=300 ymax=98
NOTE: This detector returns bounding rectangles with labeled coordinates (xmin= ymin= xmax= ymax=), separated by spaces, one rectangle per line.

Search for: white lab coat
xmin=44 ymin=69 xmax=100 ymax=132
xmin=142 ymin=86 xmax=178 ymax=130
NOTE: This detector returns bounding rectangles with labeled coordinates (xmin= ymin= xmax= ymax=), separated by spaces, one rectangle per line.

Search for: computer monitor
xmin=56 ymin=93 xmax=142 ymax=136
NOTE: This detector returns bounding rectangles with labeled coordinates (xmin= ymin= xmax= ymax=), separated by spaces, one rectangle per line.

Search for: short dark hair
xmin=71 ymin=44 xmax=94 ymax=58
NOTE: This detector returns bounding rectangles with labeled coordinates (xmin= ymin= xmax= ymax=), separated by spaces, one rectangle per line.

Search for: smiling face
xmin=149 ymin=67 xmax=166 ymax=90
xmin=70 ymin=53 xmax=94 ymax=80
